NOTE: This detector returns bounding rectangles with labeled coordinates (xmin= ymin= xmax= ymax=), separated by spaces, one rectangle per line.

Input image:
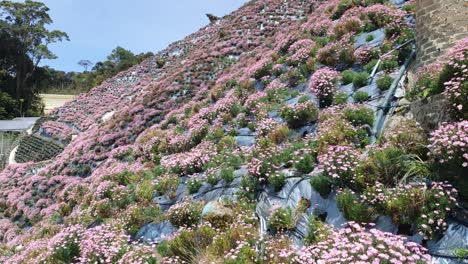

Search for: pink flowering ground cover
xmin=0 ymin=0 xmax=464 ymax=263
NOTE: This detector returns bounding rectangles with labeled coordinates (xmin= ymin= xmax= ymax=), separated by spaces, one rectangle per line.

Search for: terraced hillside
xmin=0 ymin=0 xmax=467 ymax=263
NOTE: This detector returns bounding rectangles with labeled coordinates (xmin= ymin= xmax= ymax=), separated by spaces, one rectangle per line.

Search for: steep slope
xmin=0 ymin=0 xmax=467 ymax=263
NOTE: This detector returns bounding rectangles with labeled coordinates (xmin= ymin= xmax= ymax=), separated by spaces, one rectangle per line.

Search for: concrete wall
xmin=415 ymin=0 xmax=468 ymax=67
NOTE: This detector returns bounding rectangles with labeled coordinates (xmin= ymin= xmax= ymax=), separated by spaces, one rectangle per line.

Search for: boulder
xmin=135 ymin=221 xmax=176 ymax=243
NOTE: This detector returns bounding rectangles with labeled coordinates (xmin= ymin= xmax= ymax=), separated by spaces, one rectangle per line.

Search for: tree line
xmin=0 ymin=0 xmax=153 ymax=119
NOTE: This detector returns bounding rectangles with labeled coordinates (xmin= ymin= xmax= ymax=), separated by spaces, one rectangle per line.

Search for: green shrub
xmin=353 ymin=91 xmax=369 ymax=102
xmin=220 ymin=167 xmax=235 ymax=183
xmin=48 ymin=232 xmax=80 ymax=263
xmin=366 ymin=34 xmax=374 ymax=42
xmin=341 ymin=70 xmax=356 ymax=85
xmin=159 ymin=225 xmax=216 ymax=262
xmin=254 ymin=62 xmax=273 ymax=79
xmin=376 ymin=74 xmax=393 ymax=91
xmin=167 ymin=200 xmax=203 ymax=227
xmin=332 ymin=93 xmax=349 ymax=105
xmin=364 ymin=146 xmax=409 ymax=186
xmin=268 ymin=207 xmax=295 ymax=232
xmin=364 ymin=59 xmax=378 ymax=73
xmin=310 ymin=175 xmax=332 ymax=198
xmin=154 ymin=174 xmax=180 ymax=199
xmin=217 ymin=136 xmax=236 ymax=151
xmin=304 ymin=216 xmax=328 ymax=244
xmin=454 ymin=248 xmax=468 ymax=259
xmin=136 ymin=179 xmax=156 ymax=203
xmin=268 ymin=125 xmax=290 ymax=144
xmin=280 ymin=101 xmax=319 ymax=128
xmin=380 ymin=57 xmax=398 ymax=71
xmin=352 ymin=72 xmax=369 ymax=88
xmin=206 ymin=173 xmax=219 ymax=186
xmin=187 ymin=178 xmax=202 ymax=194
xmin=124 ymin=205 xmax=162 ymax=235
xmin=294 ymin=153 xmax=316 ymax=173
xmin=336 ymin=189 xmax=374 ymax=223
xmin=343 ymin=106 xmax=374 ymax=126
xmin=268 ymin=173 xmax=286 ymax=192
xmin=238 ymin=175 xmax=258 ymax=201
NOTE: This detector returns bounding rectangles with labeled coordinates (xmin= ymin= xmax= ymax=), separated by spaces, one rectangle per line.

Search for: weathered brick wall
xmin=416 ymin=0 xmax=468 ymax=67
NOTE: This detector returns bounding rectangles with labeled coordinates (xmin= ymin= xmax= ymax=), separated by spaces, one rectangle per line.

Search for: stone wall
xmin=408 ymin=93 xmax=452 ymax=132
xmin=415 ymin=0 xmax=468 ymax=67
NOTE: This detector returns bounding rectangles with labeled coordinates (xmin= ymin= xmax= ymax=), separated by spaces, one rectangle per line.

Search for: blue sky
xmin=37 ymin=0 xmax=248 ymax=72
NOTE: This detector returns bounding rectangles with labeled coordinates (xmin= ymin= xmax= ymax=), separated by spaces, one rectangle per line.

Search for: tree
xmin=78 ymin=60 xmax=93 ymax=72
xmin=0 ymin=0 xmax=69 ymax=113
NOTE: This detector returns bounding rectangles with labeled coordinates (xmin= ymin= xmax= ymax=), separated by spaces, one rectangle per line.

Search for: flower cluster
xmin=317 ymin=34 xmax=355 ymax=67
xmin=41 ymin=121 xmax=75 ymax=142
xmin=308 ymin=67 xmax=340 ymax=106
xmin=428 ymin=120 xmax=468 ymax=168
xmin=318 ymin=145 xmax=360 ymax=187
xmin=354 ymin=45 xmax=375 ymax=64
xmin=279 ymin=100 xmax=319 ymax=128
xmin=166 ymin=199 xmax=203 ymax=227
xmin=160 ymin=141 xmax=216 ymax=174
xmin=294 ymin=223 xmax=431 ymax=264
xmin=287 ymin=39 xmax=316 ymax=64
xmin=256 ymin=118 xmax=279 ymax=137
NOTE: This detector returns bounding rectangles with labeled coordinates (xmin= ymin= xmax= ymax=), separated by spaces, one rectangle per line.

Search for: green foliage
xmin=331 ymin=0 xmax=355 ymax=20
xmin=332 ymin=93 xmax=349 ymax=105
xmin=0 ymin=0 xmax=69 ymax=114
xmin=304 ymin=216 xmax=328 ymax=244
xmin=268 ymin=207 xmax=294 ymax=232
xmin=364 ymin=146 xmax=409 ymax=186
xmin=353 ymin=91 xmax=369 ymax=102
xmin=206 ymin=173 xmax=219 ymax=186
xmin=294 ymin=153 xmax=316 ymax=174
xmin=125 ymin=205 xmax=162 ymax=235
xmin=365 ymin=34 xmax=375 ymax=42
xmin=48 ymin=233 xmax=80 ymax=263
xmin=268 ymin=125 xmax=290 ymax=144
xmin=310 ymin=175 xmax=332 ymax=198
xmin=158 ymin=225 xmax=216 ymax=262
xmin=238 ymin=175 xmax=258 ymax=201
xmin=364 ymin=59 xmax=378 ymax=73
xmin=336 ymin=189 xmax=374 ymax=223
xmin=380 ymin=57 xmax=399 ymax=71
xmin=254 ymin=62 xmax=272 ymax=79
xmin=167 ymin=200 xmax=203 ymax=227
xmin=0 ymin=91 xmax=17 ymax=119
xmin=279 ymin=102 xmax=319 ymax=128
xmin=376 ymin=74 xmax=393 ymax=91
xmin=341 ymin=70 xmax=356 ymax=85
xmin=154 ymin=174 xmax=180 ymax=199
xmin=187 ymin=178 xmax=202 ymax=194
xmin=268 ymin=173 xmax=286 ymax=192
xmin=220 ymin=167 xmax=235 ymax=183
xmin=352 ymin=72 xmax=369 ymax=88
xmin=454 ymin=248 xmax=468 ymax=259
xmin=343 ymin=106 xmax=374 ymax=126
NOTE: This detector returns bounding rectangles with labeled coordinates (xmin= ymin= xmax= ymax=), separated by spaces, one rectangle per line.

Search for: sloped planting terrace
xmin=0 ymin=0 xmax=467 ymax=263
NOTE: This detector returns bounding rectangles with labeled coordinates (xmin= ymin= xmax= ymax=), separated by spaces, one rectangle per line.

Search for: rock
xmin=355 ymin=81 xmax=380 ymax=100
xmin=236 ymin=135 xmax=255 ymax=146
xmin=237 ymin=127 xmax=253 ymax=136
xmin=135 ymin=221 xmax=176 ymax=243
xmin=427 ymin=221 xmax=468 ymax=264
xmin=375 ymin=216 xmax=398 ymax=234
xmin=354 ymin=28 xmax=385 ymax=49
xmin=339 ymin=83 xmax=354 ymax=95
xmin=202 ymin=201 xmax=235 ymax=228
xmin=285 ymin=96 xmax=300 ymax=105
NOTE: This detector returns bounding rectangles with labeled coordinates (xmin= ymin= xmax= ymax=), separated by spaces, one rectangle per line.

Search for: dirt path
xmin=39 ymin=94 xmax=76 ymax=114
